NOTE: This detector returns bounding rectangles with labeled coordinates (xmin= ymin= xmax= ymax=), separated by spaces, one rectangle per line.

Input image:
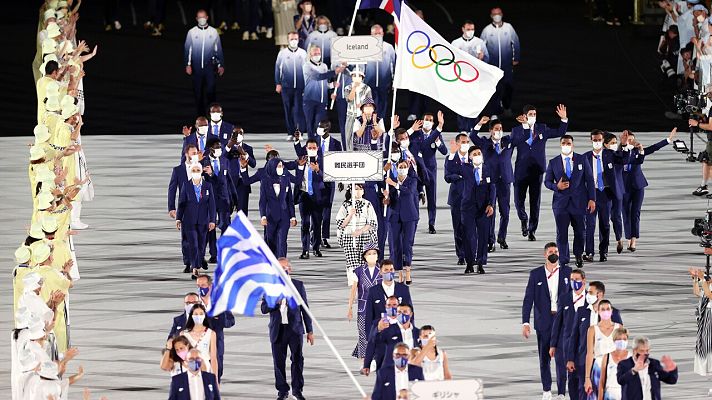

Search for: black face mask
xmin=547 ymin=254 xmax=559 ymax=264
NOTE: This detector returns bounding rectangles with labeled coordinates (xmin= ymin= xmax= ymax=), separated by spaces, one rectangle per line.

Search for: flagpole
xmin=329 ymin=0 xmax=362 ymax=111
xmin=383 ymin=86 xmax=397 ymax=217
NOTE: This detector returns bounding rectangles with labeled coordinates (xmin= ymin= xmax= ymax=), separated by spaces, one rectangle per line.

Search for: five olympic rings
xmin=406 ymin=30 xmax=480 ymax=83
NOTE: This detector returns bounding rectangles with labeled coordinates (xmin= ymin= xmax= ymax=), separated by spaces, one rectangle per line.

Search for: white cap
xmin=31 ymin=242 xmax=52 ymax=265
xmin=34 ymin=125 xmax=50 ymax=143
xmin=15 ymin=245 xmax=32 ymax=264
xmin=18 ymin=347 xmax=39 ymax=372
xmin=39 ymin=361 xmax=60 ymax=380
xmin=58 ymin=0 xmax=68 ymax=7
xmin=55 ymin=9 xmax=65 ymax=19
xmin=60 ymin=94 xmax=75 ymax=110
xmin=36 ymin=191 xmax=55 ymax=210
xmin=61 ymin=104 xmax=79 ymax=120
xmin=15 ymin=306 xmax=34 ymax=329
xmin=46 ymin=22 xmax=61 ymax=38
xmin=45 ymin=81 xmax=60 ymax=97
xmin=41 ymin=215 xmax=58 ymax=233
xmin=44 ymin=9 xmax=56 ymax=21
xmin=22 ymin=272 xmax=43 ymax=291
xmin=42 ymin=38 xmax=57 ymax=54
xmin=45 ymin=95 xmax=61 ymax=112
xmin=29 ymin=145 xmax=47 ymax=161
xmin=27 ymin=320 xmax=47 ymax=341
xmin=34 ymin=164 xmax=55 ymax=183
xmin=49 ymin=0 xmax=59 ymax=8
xmin=29 ymin=222 xmax=45 ymax=240
xmin=60 ymin=40 xmax=74 ymax=55
xmin=350 ymin=66 xmax=365 ymax=77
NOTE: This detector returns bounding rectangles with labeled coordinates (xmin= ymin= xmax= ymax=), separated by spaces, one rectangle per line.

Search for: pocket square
xmin=375 ymin=299 xmax=381 ymax=303
xmin=577 ymin=164 xmax=583 ymax=170
xmin=537 ymin=282 xmax=543 ymax=286
xmin=179 ymin=388 xmax=184 ymax=392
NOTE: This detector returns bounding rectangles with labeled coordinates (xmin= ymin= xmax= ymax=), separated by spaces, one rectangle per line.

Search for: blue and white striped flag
xmin=207 ymin=211 xmax=298 ymax=317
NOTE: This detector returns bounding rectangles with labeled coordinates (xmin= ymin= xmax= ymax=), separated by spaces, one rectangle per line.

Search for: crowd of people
xmin=11 ymin=0 xmax=103 ymax=398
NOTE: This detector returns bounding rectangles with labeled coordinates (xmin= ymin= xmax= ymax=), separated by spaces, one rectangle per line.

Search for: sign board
xmin=322 ymin=151 xmax=383 ymax=183
xmin=410 ymin=379 xmax=484 ymax=400
xmin=331 ymin=35 xmax=383 ymax=64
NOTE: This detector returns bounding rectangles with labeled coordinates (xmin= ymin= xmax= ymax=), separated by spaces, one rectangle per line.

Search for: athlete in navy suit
xmin=470 ymin=118 xmax=516 ymax=250
xmin=544 ymin=135 xmax=596 ymax=268
xmin=202 ymin=138 xmax=238 ymax=262
xmin=385 ymin=159 xmax=420 ymax=283
xmin=292 ymin=138 xmax=328 ymax=258
xmin=225 ymin=127 xmax=257 ymax=214
xmin=176 ymin=164 xmax=217 ymax=276
xmin=311 ymin=120 xmax=342 ymax=248
xmin=260 ymin=259 xmax=314 ymax=400
xmin=364 ymin=261 xmax=413 ymax=339
xmin=375 ymin=303 xmax=420 ymax=367
xmin=207 ymin=103 xmax=235 ymax=149
xmin=444 ymin=134 xmax=471 ymax=265
xmin=169 ymin=144 xmax=199 ymax=271
xmin=181 ymin=116 xmax=218 ymax=163
xmin=371 ymin=343 xmax=425 ymax=400
xmin=522 ymin=243 xmax=572 ymax=398
xmin=617 ymin=351 xmax=678 ymax=400
xmin=511 ymin=104 xmax=569 ymax=240
xmin=168 ymin=367 xmax=221 ymax=400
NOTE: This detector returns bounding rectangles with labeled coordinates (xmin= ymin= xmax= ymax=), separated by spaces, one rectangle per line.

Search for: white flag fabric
xmin=394 ymin=4 xmax=503 ymax=118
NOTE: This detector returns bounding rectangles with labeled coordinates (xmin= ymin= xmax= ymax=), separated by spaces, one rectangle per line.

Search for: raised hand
xmin=556 ymin=104 xmax=567 ymax=120
xmin=478 ymin=116 xmax=490 ymax=126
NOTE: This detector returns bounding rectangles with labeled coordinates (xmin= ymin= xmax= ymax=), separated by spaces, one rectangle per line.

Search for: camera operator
xmin=688 ymin=102 xmax=712 ymax=195
xmin=689 ymin=250 xmax=712 ymax=395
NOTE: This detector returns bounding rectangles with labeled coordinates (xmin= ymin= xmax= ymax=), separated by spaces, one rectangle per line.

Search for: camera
xmin=660 ymin=59 xmax=676 ymax=78
xmin=675 ymin=89 xmax=707 ymax=115
xmin=691 ymin=209 xmax=712 ymax=248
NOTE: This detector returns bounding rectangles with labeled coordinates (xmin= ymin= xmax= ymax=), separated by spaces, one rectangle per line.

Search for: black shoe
xmin=292 ymin=393 xmax=306 ymax=400
xmin=616 ymin=241 xmax=623 ymax=254
xmin=576 ymin=256 xmax=584 ymax=268
xmin=201 ymin=259 xmax=208 ymax=270
xmin=497 ymin=237 xmax=509 ymax=249
xmin=299 ymin=251 xmax=310 ymax=259
xmin=208 ymin=256 xmax=217 ymax=264
xmin=599 ymin=254 xmax=608 ymax=262
xmin=457 ymin=258 xmax=465 ymax=265
xmin=582 ymin=254 xmax=594 ymax=263
xmin=321 ymin=239 xmax=332 ymax=248
xmin=488 ymin=243 xmax=496 ymax=253
xmin=428 ymin=224 xmax=436 ymax=234
xmin=628 ymin=246 xmax=636 ymax=252
xmin=313 ymin=250 xmax=323 ymax=257
xmin=277 ymin=393 xmax=289 ymax=400
xmin=528 ymin=232 xmax=536 ymax=241
xmin=521 ymin=220 xmax=528 ymax=237
xmin=183 ymin=265 xmax=191 ymax=273
xmin=477 ymin=264 xmax=485 ymax=274
xmin=464 ymin=263 xmax=474 ymax=274
xmin=693 ymin=185 xmax=709 ymax=196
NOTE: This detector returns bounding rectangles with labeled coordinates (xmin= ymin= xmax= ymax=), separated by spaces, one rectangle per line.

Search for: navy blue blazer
xmin=511 ymin=121 xmax=568 ymax=180
xmin=411 ymin=128 xmax=447 ymax=170
xmin=544 ymin=153 xmax=596 ymax=214
xmin=168 ymin=164 xmax=190 ymax=212
xmin=371 ymin=365 xmax=425 ymax=400
xmin=226 ymin=143 xmax=257 ymax=193
xmin=460 ymin=163 xmax=497 ymax=215
xmin=550 ymin=291 xmax=585 ymax=349
xmin=522 ymin=264 xmax=572 ymax=333
xmin=209 ymin=120 xmax=234 ymax=148
xmin=182 ymin=132 xmax=219 ymax=162
xmin=176 ymin=180 xmax=217 ymax=226
xmin=386 ymin=175 xmax=419 ymax=222
xmin=444 ymin=154 xmax=468 ymax=207
xmin=201 ymin=155 xmax=239 ymax=210
xmin=293 ymin=163 xmax=328 ymax=206
xmin=168 ymin=313 xmax=188 ymax=340
xmin=566 ymin=305 xmax=623 ymax=366
xmin=470 ymin=134 xmax=515 ymax=184
xmin=376 ymin=324 xmax=421 ymax=365
xmin=260 ymin=278 xmax=313 ymax=343
xmin=365 ymin=283 xmax=413 ymax=338
xmin=168 ymin=371 xmax=221 ymax=400
xmin=258 ymin=175 xmax=297 ymax=223
xmin=582 ymin=149 xmax=642 ymax=200
xmin=623 ymin=139 xmax=669 ymax=190
xmin=617 ymin=357 xmax=678 ymax=400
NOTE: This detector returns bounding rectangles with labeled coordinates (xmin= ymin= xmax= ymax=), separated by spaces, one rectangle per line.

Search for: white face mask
xmin=492 ymin=14 xmax=502 ymax=23
xmin=586 ymin=293 xmax=598 ymax=304
xmin=698 ymin=14 xmax=706 ymax=23
xmin=492 ymin=130 xmax=502 ymax=140
xmin=236 ymin=133 xmax=244 ymax=143
xmin=213 ymin=148 xmax=222 ymax=158
xmin=351 ymin=75 xmax=363 ymax=84
xmin=464 ymin=29 xmax=475 ymax=39
xmin=197 ymin=17 xmax=208 ymax=27
xmin=592 ymin=141 xmax=603 ymax=150
xmin=192 ymin=314 xmax=205 ymax=324
xmin=390 ymin=152 xmax=400 ymax=162
xmin=459 ymin=143 xmax=470 ymax=154
xmin=197 ymin=126 xmax=208 ymax=136
xmin=288 ymin=39 xmax=299 ymax=49
xmin=318 ymin=24 xmax=328 ymax=32
xmin=191 ymin=172 xmax=202 ymax=181
xmin=364 ymin=253 xmax=377 ymax=264
xmin=276 ymin=167 xmax=284 ymax=176
xmin=527 ymin=116 xmax=536 ymax=126
xmin=400 ymin=139 xmax=410 ymax=149
xmin=561 ymin=145 xmax=572 ymax=155
xmin=472 ymin=155 xmax=483 ymax=165
xmin=397 ymin=168 xmax=408 ymax=176
xmin=306 ymin=149 xmax=318 ymax=157
xmin=210 ymin=112 xmax=222 ymax=122
xmin=316 ymin=127 xmax=326 ymax=136
xmin=608 ymin=143 xmax=619 ymax=151
xmin=422 ymin=121 xmax=433 ymax=130
xmin=190 ymin=155 xmax=199 ymax=163
xmin=311 ymin=55 xmax=321 ymax=64
xmin=625 ymin=144 xmax=634 ymax=151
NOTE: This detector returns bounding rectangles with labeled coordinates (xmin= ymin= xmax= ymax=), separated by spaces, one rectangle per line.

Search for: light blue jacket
xmin=480 ymin=22 xmax=520 ymax=74
xmin=275 ymin=47 xmax=307 ymax=89
xmin=303 ymin=61 xmax=336 ymax=104
xmin=184 ymin=25 xmax=224 ymax=71
xmin=365 ymin=41 xmax=396 ymax=89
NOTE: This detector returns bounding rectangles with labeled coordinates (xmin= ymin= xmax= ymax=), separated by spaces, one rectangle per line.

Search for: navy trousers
xmin=553 ymin=210 xmax=585 ymax=265
xmin=622 ymin=187 xmax=644 ymax=239
xmin=191 ymin=68 xmax=216 ymax=117
xmin=536 ymin=328 xmax=567 ymax=394
xmin=281 ymin=87 xmax=306 ymax=135
xmin=271 ymin=325 xmax=304 ymax=395
xmin=585 ymin=189 xmax=611 ymax=256
xmin=388 ymin=219 xmax=417 ymax=270
xmin=208 ymin=209 xmax=232 ymax=258
xmin=303 ymin=100 xmax=326 ymax=138
xmin=299 ymin=195 xmax=323 ymax=252
xmin=321 ymin=185 xmax=335 ymax=239
xmin=610 ymin=197 xmax=623 ymax=241
xmin=181 ymin=229 xmax=191 ymax=265
xmin=185 ymin=223 xmax=208 ymax=268
xmin=461 ymin=211 xmax=491 ymax=265
xmin=490 ymin=180 xmax=511 ymax=243
xmin=235 ymin=185 xmax=250 ymax=215
xmin=371 ymin=86 xmax=389 ymax=120
xmin=513 ymin=173 xmax=543 ymax=234
xmin=450 ymin=205 xmax=465 ymax=259
xmin=423 ymin=176 xmax=438 ymax=227
xmin=335 ymin=96 xmax=348 ymax=145
xmin=265 ymin=219 xmax=290 ymax=258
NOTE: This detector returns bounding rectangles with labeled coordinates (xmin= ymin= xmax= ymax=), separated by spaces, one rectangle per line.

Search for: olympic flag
xmin=393 ymin=4 xmax=503 ymax=118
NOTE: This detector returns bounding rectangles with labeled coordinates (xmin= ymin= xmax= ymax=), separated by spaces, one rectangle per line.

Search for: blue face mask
xmin=393 ymin=356 xmax=408 ymax=369
xmin=199 ymin=287 xmax=210 ymax=297
xmin=571 ymin=280 xmax=584 ymax=291
xmin=387 ymin=307 xmax=398 ymax=318
xmin=397 ymin=313 xmax=411 ymax=325
xmin=383 ymin=271 xmax=395 ymax=282
xmin=187 ymin=359 xmax=202 ymax=372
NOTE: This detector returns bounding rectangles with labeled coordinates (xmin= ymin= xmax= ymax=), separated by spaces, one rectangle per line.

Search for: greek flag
xmin=207 ymin=212 xmax=297 ymax=317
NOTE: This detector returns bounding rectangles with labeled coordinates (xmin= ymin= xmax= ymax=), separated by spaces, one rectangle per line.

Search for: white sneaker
xmin=266 ymin=27 xmax=273 ymax=39
xmin=250 ymin=32 xmax=259 ymax=40
xmin=242 ymin=31 xmax=249 ymax=40
xmin=71 ymin=221 xmax=89 ymax=230
xmin=114 ymin=20 xmax=122 ymax=30
xmin=541 ymin=392 xmax=552 ymax=400
xmin=555 ymin=395 xmax=566 ymax=400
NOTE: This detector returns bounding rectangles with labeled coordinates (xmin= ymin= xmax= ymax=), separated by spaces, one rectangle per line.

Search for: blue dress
xmin=352 ymin=264 xmax=381 ymax=358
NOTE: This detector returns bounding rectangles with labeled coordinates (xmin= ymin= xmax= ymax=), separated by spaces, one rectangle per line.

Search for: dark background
xmin=4 ymin=0 xmax=678 ymax=135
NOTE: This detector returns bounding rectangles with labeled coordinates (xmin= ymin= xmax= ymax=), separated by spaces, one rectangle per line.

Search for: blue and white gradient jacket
xmin=303 ymin=60 xmax=336 ymax=104
xmin=305 ymin=29 xmax=338 ymax=66
xmin=275 ymin=47 xmax=307 ymax=90
xmin=184 ymin=25 xmax=224 ymax=71
xmin=365 ymin=40 xmax=396 ymax=90
xmin=480 ymin=21 xmax=520 ymax=73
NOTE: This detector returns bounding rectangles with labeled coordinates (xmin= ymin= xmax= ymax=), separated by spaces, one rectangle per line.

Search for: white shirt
xmin=395 ymin=366 xmax=409 ymax=392
xmin=211 ymin=120 xmax=222 ymax=137
xmin=591 ymin=151 xmax=603 ymax=187
xmin=473 ymin=164 xmax=483 ymax=182
xmin=382 ymin=282 xmax=395 ymax=298
xmin=399 ymin=324 xmax=414 ymax=349
xmin=280 ymin=298 xmax=289 ymax=324
xmin=188 ymin=371 xmax=205 ymax=400
xmin=273 ymin=183 xmax=281 ymax=196
xmin=589 ymin=305 xmax=599 ymax=327
xmin=572 ymin=290 xmax=586 ymax=311
xmin=320 ymin=136 xmax=330 ymax=153
xmin=451 ymin=35 xmax=487 ymax=59
xmin=545 ymin=265 xmax=559 ymax=312
xmin=639 ymin=364 xmax=652 ymax=400
xmin=185 ymin=162 xmax=194 ymax=179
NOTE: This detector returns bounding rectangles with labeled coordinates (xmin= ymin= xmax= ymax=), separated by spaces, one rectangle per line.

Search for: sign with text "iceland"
xmin=331 ymin=35 xmax=383 ymax=64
